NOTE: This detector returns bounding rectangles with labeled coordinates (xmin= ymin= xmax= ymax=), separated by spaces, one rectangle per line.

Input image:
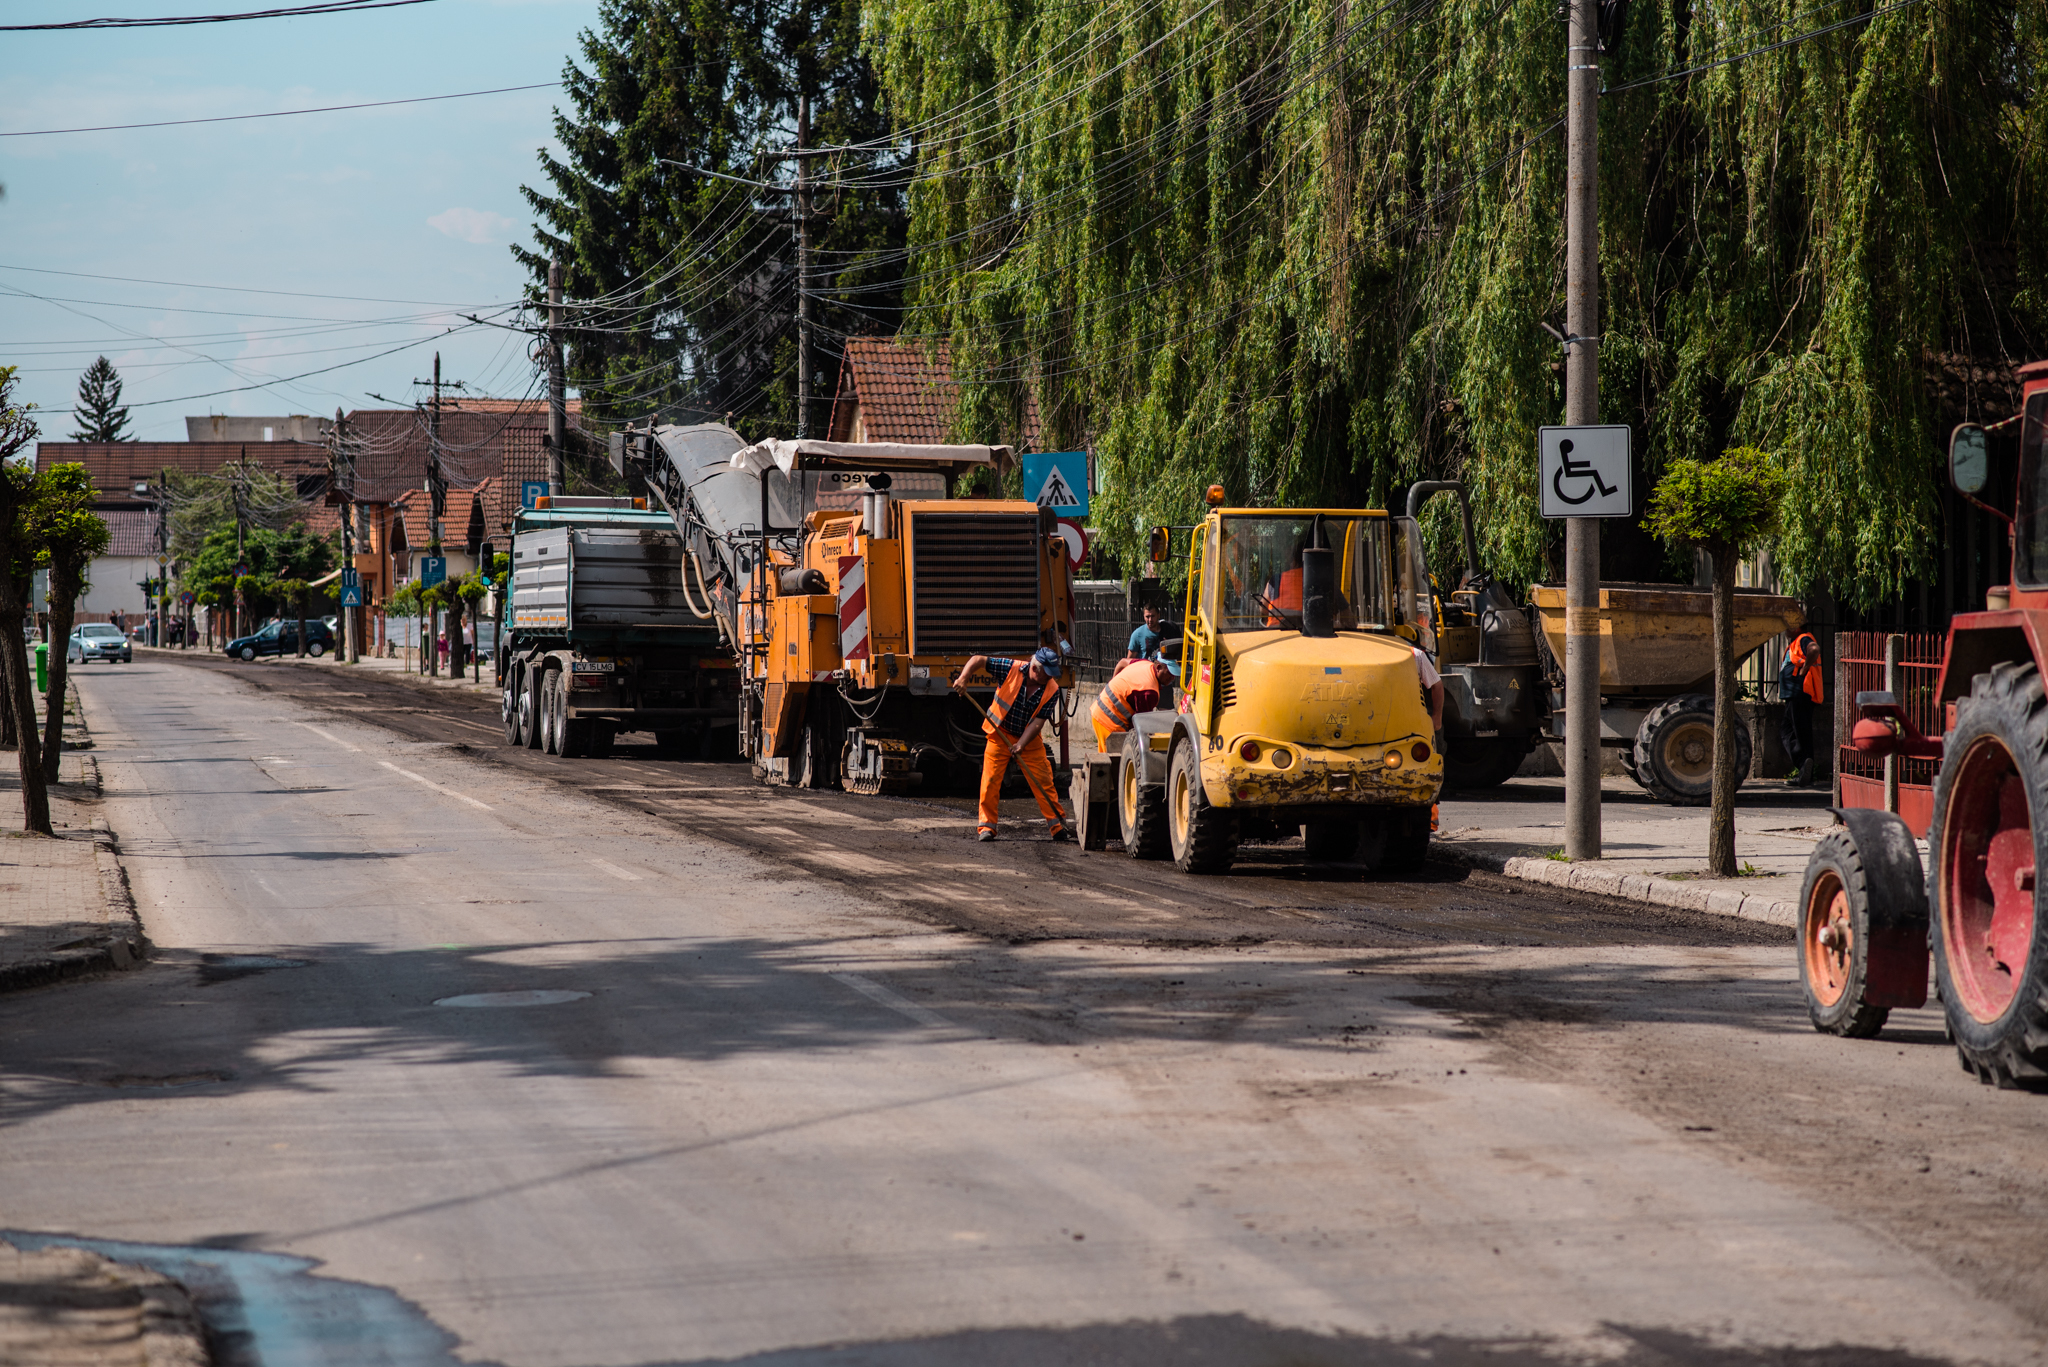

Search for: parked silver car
xmin=68 ymin=622 xmax=131 ymax=664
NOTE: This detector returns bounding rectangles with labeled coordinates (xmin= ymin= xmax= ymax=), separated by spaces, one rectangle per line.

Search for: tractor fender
xmin=1829 ymin=806 xmax=1932 ymax=1007
xmin=1125 ymin=710 xmax=1177 ymax=789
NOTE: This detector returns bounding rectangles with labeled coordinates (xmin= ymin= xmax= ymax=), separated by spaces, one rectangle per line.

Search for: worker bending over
xmin=1092 ymin=657 xmax=1175 ymax=752
xmin=954 ymin=646 xmax=1072 ymax=844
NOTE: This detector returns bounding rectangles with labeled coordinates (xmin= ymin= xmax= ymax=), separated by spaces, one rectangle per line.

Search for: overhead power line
xmin=0 ymin=1 xmax=438 ymax=30
xmin=0 ymin=80 xmax=559 ymax=138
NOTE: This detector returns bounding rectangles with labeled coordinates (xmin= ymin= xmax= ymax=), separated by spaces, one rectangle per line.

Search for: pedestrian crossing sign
xmin=1022 ymin=450 xmax=1089 ymax=516
xmin=340 ymin=586 xmax=363 ymax=607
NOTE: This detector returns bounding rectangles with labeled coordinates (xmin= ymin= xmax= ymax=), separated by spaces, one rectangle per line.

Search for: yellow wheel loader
xmin=1110 ymin=489 xmax=1444 ymax=875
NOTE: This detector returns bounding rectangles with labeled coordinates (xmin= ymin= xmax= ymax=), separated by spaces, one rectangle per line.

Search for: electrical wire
xmin=1 ymin=1 xmax=439 ymax=31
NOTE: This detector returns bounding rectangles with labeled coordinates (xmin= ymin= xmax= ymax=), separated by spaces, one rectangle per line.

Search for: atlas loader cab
xmin=1106 ymin=488 xmax=1442 ymax=875
xmin=1809 ymin=359 xmax=2048 ymax=1087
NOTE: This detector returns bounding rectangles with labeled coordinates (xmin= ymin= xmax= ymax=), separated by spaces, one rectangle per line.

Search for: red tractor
xmin=1801 ymin=361 xmax=2048 ymax=1088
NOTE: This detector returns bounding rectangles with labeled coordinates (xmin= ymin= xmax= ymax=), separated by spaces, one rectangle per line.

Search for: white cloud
xmin=428 ymin=207 xmax=515 ymax=245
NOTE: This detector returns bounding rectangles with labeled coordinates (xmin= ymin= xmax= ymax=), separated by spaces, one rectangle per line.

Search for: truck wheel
xmin=1359 ymin=808 xmax=1431 ymax=875
xmin=1633 ymin=694 xmax=1750 ymax=806
xmin=1798 ymin=816 xmax=1926 ymax=1038
xmin=1443 ymin=739 xmax=1525 ymax=791
xmin=541 ymin=669 xmax=567 ymax=755
xmin=1302 ymin=819 xmax=1360 ymax=861
xmin=1931 ymin=662 xmax=2048 ymax=1088
xmin=1118 ymin=747 xmax=1168 ymax=860
xmin=502 ymin=678 xmax=521 ymax=744
xmin=1167 ymin=739 xmax=1237 ymax=875
xmin=560 ymin=714 xmax=592 ymax=759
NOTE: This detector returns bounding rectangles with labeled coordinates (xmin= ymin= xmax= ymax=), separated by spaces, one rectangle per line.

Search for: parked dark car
xmin=67 ymin=622 xmax=131 ymax=664
xmin=224 ymin=619 xmax=334 ymax=661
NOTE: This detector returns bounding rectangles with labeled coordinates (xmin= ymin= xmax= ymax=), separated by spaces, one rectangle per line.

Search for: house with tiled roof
xmin=827 ymin=337 xmax=1043 ymax=450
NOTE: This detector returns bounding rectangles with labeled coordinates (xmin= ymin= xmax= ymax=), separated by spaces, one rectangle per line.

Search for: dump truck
xmin=1800 ymin=363 xmax=2048 ymax=1087
xmin=496 ymin=494 xmax=735 ymax=757
xmin=615 ymin=428 xmax=1076 ymax=793
xmin=1081 ymin=489 xmax=1442 ymax=874
xmin=1407 ymin=480 xmax=1804 ymax=802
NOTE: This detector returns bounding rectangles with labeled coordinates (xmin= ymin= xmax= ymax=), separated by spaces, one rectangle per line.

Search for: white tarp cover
xmin=729 ymin=439 xmax=1015 ymax=476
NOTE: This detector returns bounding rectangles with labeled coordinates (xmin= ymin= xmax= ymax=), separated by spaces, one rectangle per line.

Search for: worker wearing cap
xmin=1092 ymin=656 xmax=1175 ymax=752
xmin=955 ymin=645 xmax=1071 ymax=843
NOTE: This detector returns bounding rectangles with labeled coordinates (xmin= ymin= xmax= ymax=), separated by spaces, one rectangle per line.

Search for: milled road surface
xmin=2 ymin=653 xmax=2044 ymax=1367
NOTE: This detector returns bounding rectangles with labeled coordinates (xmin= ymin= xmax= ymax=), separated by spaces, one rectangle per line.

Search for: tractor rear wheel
xmin=1634 ymin=694 xmax=1750 ymax=806
xmin=1168 ymin=739 xmax=1237 ymax=875
xmin=1931 ymin=662 xmax=2048 ymax=1088
xmin=1117 ymin=743 xmax=1168 ymax=860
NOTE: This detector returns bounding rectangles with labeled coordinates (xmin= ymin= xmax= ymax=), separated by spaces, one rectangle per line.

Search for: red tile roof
xmin=99 ymin=509 xmax=158 ymax=558
xmin=35 ymin=441 xmax=327 ymax=505
xmin=827 ymin=337 xmax=1043 ymax=448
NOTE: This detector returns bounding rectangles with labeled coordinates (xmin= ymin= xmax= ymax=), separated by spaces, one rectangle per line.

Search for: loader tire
xmin=1799 ymin=821 xmax=1920 ymax=1039
xmin=1302 ymin=819 xmax=1361 ymax=862
xmin=1359 ymin=807 xmax=1431 ymax=875
xmin=1930 ymin=662 xmax=2048 ymax=1088
xmin=1633 ymin=694 xmax=1749 ymax=806
xmin=1168 ymin=739 xmax=1238 ymax=875
xmin=1118 ymin=745 xmax=1168 ymax=860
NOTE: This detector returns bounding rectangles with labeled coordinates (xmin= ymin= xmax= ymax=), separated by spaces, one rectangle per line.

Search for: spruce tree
xmin=69 ymin=356 xmax=132 ymax=443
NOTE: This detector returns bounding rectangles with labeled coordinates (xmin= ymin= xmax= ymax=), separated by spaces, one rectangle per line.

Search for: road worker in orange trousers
xmin=954 ymin=646 xmax=1071 ymax=843
xmin=1091 ymin=657 xmax=1176 ymax=752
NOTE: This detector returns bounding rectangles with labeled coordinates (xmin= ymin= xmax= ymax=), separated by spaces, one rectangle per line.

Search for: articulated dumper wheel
xmin=1633 ymin=694 xmax=1750 ymax=806
xmin=1443 ymin=739 xmax=1527 ymax=791
xmin=1358 ymin=807 xmax=1431 ymax=875
xmin=1117 ymin=742 xmax=1168 ymax=860
xmin=1168 ymin=739 xmax=1238 ymax=875
xmin=1302 ymin=819 xmax=1361 ymax=862
xmin=1798 ymin=809 xmax=1926 ymax=1038
xmin=1930 ymin=662 xmax=2048 ymax=1088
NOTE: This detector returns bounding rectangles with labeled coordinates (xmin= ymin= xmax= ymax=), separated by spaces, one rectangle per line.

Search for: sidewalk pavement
xmin=0 ymin=1240 xmax=209 ymax=1367
xmin=0 ymin=684 xmax=146 ymax=993
xmin=1434 ymin=773 xmax=1841 ymax=928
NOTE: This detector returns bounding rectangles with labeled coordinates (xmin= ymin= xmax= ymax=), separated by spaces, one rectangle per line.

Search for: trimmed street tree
xmin=26 ymin=464 xmax=110 ymax=783
xmin=68 ymin=357 xmax=132 ymax=443
xmin=0 ymin=369 xmax=52 ymax=834
xmin=1643 ymin=446 xmax=1791 ymax=877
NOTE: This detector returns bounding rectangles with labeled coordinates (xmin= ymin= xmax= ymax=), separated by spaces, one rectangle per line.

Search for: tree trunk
xmin=0 ymin=576 xmax=53 ymax=835
xmin=0 ymin=639 xmax=14 ymax=751
xmin=40 ymin=562 xmax=80 ymax=785
xmin=1709 ymin=544 xmax=1738 ymax=877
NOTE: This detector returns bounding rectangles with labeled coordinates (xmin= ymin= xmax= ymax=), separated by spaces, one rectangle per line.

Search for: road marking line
xmin=831 ymin=971 xmax=952 ymax=1029
xmin=441 ymin=717 xmax=502 ymax=734
xmin=295 ymin=722 xmax=359 ymax=752
xmin=379 ymin=760 xmax=492 ymax=809
xmin=587 ymin=857 xmax=643 ymax=882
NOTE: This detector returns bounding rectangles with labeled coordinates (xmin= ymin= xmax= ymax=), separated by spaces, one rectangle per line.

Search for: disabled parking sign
xmin=1538 ymin=425 xmax=1632 ymax=519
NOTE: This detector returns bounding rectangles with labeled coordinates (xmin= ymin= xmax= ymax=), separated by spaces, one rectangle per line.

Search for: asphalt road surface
xmin=3 ymin=652 xmax=2044 ymax=1367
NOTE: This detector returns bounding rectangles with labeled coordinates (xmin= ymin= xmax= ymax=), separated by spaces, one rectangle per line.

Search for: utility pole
xmin=428 ymin=353 xmax=445 ymax=677
xmin=795 ymin=94 xmax=813 ymax=440
xmin=233 ymin=449 xmax=249 ymax=641
xmin=336 ymin=407 xmax=360 ymax=664
xmin=548 ymin=257 xmax=566 ymax=495
xmin=1563 ymin=0 xmax=1602 ymax=861
xmin=154 ymin=467 xmax=167 ymax=653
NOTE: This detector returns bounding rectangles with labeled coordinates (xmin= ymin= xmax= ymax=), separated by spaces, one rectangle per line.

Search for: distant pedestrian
xmin=437 ymin=631 xmax=450 ymax=668
xmin=954 ymin=645 xmax=1071 ymax=843
xmin=1124 ymin=605 xmax=1167 ymax=662
xmin=1780 ymin=632 xmax=1824 ymax=786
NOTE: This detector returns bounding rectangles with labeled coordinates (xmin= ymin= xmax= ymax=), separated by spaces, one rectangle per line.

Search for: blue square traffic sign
xmin=419 ymin=556 xmax=446 ymax=588
xmin=340 ymin=585 xmax=363 ymax=607
xmin=522 ymin=480 xmax=550 ymax=510
xmin=1021 ymin=450 xmax=1089 ymax=516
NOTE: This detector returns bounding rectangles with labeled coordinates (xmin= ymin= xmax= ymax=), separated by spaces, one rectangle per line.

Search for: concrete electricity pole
xmin=335 ymin=407 xmax=360 ymax=665
xmin=1563 ymin=0 xmax=1603 ymax=860
xmin=795 ymin=94 xmax=813 ymax=440
xmin=548 ymin=257 xmax=566 ymax=495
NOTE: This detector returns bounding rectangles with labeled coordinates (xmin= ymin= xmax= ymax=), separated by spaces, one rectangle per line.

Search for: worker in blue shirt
xmin=1124 ymin=604 xmax=1167 ymax=662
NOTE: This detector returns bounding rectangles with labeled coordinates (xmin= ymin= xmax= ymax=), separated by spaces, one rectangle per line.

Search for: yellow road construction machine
xmin=1105 ymin=489 xmax=1443 ymax=874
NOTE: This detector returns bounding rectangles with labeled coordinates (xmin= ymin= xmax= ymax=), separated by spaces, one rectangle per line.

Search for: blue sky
xmin=0 ymin=0 xmax=598 ymax=439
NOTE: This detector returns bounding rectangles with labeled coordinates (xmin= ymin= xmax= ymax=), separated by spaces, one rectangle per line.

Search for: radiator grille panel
xmin=911 ymin=511 xmax=1042 ymax=656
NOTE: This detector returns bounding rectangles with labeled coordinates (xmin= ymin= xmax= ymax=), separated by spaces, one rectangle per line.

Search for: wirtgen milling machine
xmin=625 ymin=430 xmax=1077 ymax=795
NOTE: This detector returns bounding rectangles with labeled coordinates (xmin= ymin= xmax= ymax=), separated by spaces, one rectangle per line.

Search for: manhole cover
xmin=433 ymin=990 xmax=591 ymax=1008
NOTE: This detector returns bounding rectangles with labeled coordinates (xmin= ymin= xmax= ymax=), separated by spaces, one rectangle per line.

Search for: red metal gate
xmin=1835 ymin=630 xmax=1943 ymax=836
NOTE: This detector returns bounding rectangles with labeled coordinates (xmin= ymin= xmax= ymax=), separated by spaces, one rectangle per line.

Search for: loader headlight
xmin=1383 ymin=749 xmax=1404 ymax=770
xmin=1271 ymin=747 xmax=1293 ymax=769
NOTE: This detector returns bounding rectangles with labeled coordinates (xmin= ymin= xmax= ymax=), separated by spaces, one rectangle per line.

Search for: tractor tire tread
xmin=1799 ymin=827 xmax=1894 ymax=1038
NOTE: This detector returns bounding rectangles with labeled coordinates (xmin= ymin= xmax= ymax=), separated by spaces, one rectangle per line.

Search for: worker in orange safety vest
xmin=1091 ymin=657 xmax=1176 ymax=751
xmin=954 ymin=645 xmax=1072 ymax=843
xmin=1779 ymin=631 xmax=1825 ymax=787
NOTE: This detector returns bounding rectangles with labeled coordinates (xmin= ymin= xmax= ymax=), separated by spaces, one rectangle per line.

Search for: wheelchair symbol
xmin=1551 ymin=438 xmax=1618 ymax=505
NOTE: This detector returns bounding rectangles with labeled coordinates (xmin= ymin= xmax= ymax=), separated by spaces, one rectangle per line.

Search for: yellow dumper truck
xmin=1083 ymin=490 xmax=1443 ymax=874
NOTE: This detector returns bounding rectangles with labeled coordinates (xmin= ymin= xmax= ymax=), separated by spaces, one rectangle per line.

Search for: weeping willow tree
xmin=863 ymin=0 xmax=2048 ymax=604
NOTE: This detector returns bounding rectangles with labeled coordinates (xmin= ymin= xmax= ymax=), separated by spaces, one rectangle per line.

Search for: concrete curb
xmin=0 ymin=694 xmax=152 ymax=996
xmin=1430 ymin=841 xmax=1800 ymax=929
